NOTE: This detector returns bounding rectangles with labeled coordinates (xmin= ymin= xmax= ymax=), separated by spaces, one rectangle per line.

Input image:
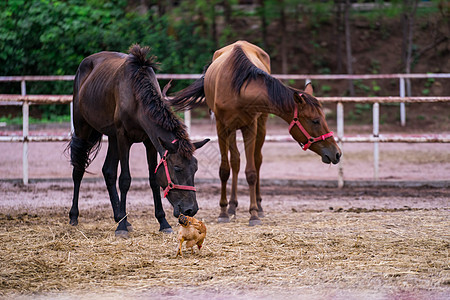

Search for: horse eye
xmin=312 ymin=119 xmax=320 ymax=125
xmin=174 ymin=166 xmax=182 ymax=172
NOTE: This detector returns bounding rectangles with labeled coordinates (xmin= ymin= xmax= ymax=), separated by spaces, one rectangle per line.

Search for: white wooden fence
xmin=1 ymin=73 xmax=449 ymax=186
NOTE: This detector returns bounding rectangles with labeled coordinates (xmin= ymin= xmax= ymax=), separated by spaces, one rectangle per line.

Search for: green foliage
xmin=346 ymin=103 xmax=372 ymax=124
xmin=354 ymin=79 xmax=381 ymax=96
xmin=0 ymin=0 xmax=445 ymax=124
xmin=320 ymin=84 xmax=332 ymax=96
xmin=0 ymin=1 xmax=215 ymax=86
xmin=421 ymin=77 xmax=435 ymax=95
xmin=0 ymin=113 xmax=70 ymax=125
xmin=0 ymin=0 xmax=217 ymax=120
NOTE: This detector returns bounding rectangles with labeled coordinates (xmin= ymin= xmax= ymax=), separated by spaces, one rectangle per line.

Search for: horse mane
xmin=230 ymin=45 xmax=321 ymax=110
xmin=127 ymin=44 xmax=194 ymax=158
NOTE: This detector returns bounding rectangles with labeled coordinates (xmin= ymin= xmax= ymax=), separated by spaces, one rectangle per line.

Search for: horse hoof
xmin=115 ymin=230 xmax=129 ymax=239
xmin=228 ymin=207 xmax=236 ymax=216
xmin=160 ymin=227 xmax=174 ymax=234
xmin=126 ymin=224 xmax=133 ymax=232
xmin=69 ymin=219 xmax=78 ymax=226
xmin=218 ymin=217 xmax=230 ymax=223
xmin=249 ymin=219 xmax=262 ymax=226
xmin=258 ymin=211 xmax=265 ymax=218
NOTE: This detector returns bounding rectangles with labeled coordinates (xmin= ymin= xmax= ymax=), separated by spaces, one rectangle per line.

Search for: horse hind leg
xmin=228 ymin=131 xmax=240 ymax=217
xmin=216 ymin=121 xmax=232 ymax=223
xmin=69 ymin=130 xmax=102 ymax=226
xmin=114 ymin=130 xmax=133 ymax=238
xmin=255 ymin=113 xmax=268 ymax=218
xmin=241 ymin=122 xmax=261 ymax=226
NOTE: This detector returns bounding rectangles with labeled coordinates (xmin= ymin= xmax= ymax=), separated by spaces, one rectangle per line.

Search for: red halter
xmin=154 ymin=140 xmax=196 ymax=198
xmin=288 ymin=104 xmax=334 ymax=151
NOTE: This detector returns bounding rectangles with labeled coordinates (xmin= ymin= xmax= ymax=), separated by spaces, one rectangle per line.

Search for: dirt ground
xmin=0 ymin=120 xmax=449 ymax=299
xmin=0 ymin=181 xmax=449 ymax=299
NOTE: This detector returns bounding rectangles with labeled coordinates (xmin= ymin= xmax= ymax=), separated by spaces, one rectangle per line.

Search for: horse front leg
xmin=216 ymin=121 xmax=232 ymax=223
xmin=144 ymin=140 xmax=173 ymax=233
xmin=115 ymin=131 xmax=132 ymax=238
xmin=241 ymin=122 xmax=261 ymax=226
xmin=102 ymin=136 xmax=120 ymax=222
xmin=255 ymin=113 xmax=268 ymax=218
xmin=228 ymin=131 xmax=240 ymax=217
xmin=102 ymin=136 xmax=133 ymax=231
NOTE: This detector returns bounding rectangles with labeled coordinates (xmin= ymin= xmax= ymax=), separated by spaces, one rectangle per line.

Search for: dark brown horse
xmin=69 ymin=44 xmax=209 ymax=237
xmin=170 ymin=41 xmax=341 ymax=226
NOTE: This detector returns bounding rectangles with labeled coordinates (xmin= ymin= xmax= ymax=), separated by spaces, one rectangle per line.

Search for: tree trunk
xmin=344 ymin=0 xmax=354 ymax=96
xmin=211 ymin=2 xmax=218 ymax=48
xmin=259 ymin=0 xmax=268 ymax=49
xmin=335 ymin=1 xmax=344 ymax=73
xmin=403 ymin=0 xmax=419 ymax=97
xmin=223 ymin=0 xmax=232 ymax=25
xmin=157 ymin=0 xmax=167 ymax=17
xmin=279 ymin=0 xmax=288 ymax=74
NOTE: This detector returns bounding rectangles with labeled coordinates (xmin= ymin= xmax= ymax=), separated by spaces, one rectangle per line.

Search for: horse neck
xmin=137 ymin=112 xmax=177 ymax=156
xmin=240 ymin=81 xmax=293 ymax=121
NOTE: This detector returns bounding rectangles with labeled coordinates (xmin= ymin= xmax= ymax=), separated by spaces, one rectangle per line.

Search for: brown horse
xmin=170 ymin=41 xmax=341 ymax=226
xmin=69 ymin=44 xmax=209 ymax=237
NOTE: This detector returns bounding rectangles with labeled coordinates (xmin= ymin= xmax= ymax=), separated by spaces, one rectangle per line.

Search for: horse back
xmin=73 ymin=52 xmax=131 ymax=135
xmin=212 ymin=41 xmax=271 ymax=73
xmin=205 ymin=41 xmax=271 ymax=117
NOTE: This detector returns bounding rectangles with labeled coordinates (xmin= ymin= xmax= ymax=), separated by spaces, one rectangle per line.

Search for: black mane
xmin=127 ymin=44 xmax=194 ymax=158
xmin=230 ymin=46 xmax=320 ymax=110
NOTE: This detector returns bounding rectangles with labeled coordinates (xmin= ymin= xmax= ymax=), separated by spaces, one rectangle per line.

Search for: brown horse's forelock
xmin=127 ymin=44 xmax=194 ymax=158
xmin=230 ymin=46 xmax=320 ymax=111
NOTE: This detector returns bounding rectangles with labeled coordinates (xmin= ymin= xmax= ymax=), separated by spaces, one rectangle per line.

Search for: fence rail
xmin=1 ymin=73 xmax=449 ymax=186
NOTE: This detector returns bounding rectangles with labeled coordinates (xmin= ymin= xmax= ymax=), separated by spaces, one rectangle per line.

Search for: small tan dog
xmin=176 ymin=214 xmax=207 ymax=257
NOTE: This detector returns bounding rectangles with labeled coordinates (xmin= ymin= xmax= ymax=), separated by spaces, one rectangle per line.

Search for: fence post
xmin=337 ymin=102 xmax=344 ymax=188
xmin=21 ymin=80 xmax=29 ymax=185
xmin=400 ymin=78 xmax=406 ymax=126
xmin=373 ymin=102 xmax=379 ymax=181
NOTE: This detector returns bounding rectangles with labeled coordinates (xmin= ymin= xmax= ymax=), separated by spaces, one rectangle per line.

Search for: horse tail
xmin=68 ymin=132 xmax=102 ymax=172
xmin=65 ymin=64 xmax=103 ymax=173
xmin=169 ymin=63 xmax=210 ymax=111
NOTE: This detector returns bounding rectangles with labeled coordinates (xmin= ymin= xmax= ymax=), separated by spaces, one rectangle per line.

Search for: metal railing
xmin=1 ymin=73 xmax=449 ymax=186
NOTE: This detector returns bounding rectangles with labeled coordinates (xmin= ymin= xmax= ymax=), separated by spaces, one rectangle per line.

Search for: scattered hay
xmin=0 ymin=184 xmax=448 ymax=298
xmin=0 ymin=207 xmax=449 ymax=297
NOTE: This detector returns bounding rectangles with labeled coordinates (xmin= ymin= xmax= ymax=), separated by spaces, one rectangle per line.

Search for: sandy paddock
xmin=0 ymin=121 xmax=449 ymax=299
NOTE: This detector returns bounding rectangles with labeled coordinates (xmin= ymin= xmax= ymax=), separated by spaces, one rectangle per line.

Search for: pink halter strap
xmin=154 ymin=139 xmax=196 ymax=198
xmin=289 ymin=104 xmax=334 ymax=151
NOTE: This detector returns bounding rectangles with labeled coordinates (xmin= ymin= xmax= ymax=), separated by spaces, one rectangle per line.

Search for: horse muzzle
xmin=321 ymin=147 xmax=342 ymax=165
xmin=174 ymin=200 xmax=198 ymax=218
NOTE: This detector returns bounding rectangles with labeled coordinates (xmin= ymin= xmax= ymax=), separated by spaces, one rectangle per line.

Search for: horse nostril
xmin=332 ymin=152 xmax=341 ymax=164
xmin=184 ymin=209 xmax=193 ymax=216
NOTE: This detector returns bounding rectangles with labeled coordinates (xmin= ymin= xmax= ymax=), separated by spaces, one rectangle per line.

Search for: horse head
xmin=155 ymin=138 xmax=210 ymax=217
xmin=289 ymin=84 xmax=341 ymax=164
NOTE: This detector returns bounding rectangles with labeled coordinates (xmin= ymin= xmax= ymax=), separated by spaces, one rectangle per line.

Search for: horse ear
xmin=294 ymin=93 xmax=305 ymax=105
xmin=305 ymin=82 xmax=314 ymax=95
xmin=158 ymin=137 xmax=178 ymax=154
xmin=193 ymin=138 xmax=210 ymax=150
